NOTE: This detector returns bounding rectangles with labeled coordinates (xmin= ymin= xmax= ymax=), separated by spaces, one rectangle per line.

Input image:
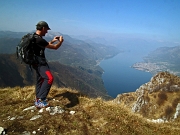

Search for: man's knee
xmin=45 ymin=71 xmax=54 ymax=85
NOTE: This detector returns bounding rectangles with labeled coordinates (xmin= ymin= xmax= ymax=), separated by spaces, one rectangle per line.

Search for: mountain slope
xmin=132 ymin=46 xmax=180 ymax=75
xmin=0 ymin=86 xmax=180 ymax=135
xmin=0 ymin=53 xmax=111 ymax=99
xmin=0 ymin=31 xmax=121 ymax=99
xmin=0 ymin=31 xmax=120 ymax=70
xmin=114 ymin=71 xmax=180 ymax=121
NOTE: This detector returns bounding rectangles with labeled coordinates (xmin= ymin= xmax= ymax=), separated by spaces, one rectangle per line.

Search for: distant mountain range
xmin=0 ymin=31 xmax=120 ymax=69
xmin=0 ymin=31 xmax=120 ymax=99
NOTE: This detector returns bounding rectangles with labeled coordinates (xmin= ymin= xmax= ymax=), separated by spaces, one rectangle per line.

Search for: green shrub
xmin=164 ymin=105 xmax=174 ymax=120
xmin=157 ymin=91 xmax=167 ymax=106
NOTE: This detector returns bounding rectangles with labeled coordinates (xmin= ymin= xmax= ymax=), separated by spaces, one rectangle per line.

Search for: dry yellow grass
xmin=0 ymin=86 xmax=180 ymax=135
xmin=114 ymin=72 xmax=180 ymax=121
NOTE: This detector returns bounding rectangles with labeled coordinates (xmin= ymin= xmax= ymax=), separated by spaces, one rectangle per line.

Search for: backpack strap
xmin=29 ymin=65 xmax=33 ymax=73
xmin=33 ymin=33 xmax=45 ymax=49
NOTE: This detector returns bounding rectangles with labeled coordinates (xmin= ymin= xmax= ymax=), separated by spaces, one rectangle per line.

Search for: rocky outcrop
xmin=3 ymin=104 xmax=76 ymax=134
xmin=0 ymin=127 xmax=6 ymax=135
xmin=174 ymin=103 xmax=180 ymax=119
xmin=114 ymin=71 xmax=180 ymax=121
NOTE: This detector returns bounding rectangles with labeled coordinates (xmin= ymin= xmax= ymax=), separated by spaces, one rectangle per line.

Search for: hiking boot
xmin=35 ymin=99 xmax=49 ymax=108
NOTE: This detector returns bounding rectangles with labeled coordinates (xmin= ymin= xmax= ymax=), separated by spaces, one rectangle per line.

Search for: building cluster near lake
xmin=132 ymin=62 xmax=167 ymax=74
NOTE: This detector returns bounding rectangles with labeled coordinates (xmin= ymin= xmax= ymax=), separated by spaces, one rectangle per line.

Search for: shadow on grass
xmin=53 ymin=92 xmax=82 ymax=108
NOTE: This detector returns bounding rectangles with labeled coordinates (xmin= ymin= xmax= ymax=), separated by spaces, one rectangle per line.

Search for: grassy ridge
xmin=0 ymin=86 xmax=180 ymax=135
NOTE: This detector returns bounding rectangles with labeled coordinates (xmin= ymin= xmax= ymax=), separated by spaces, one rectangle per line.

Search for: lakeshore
xmin=100 ymin=52 xmax=152 ymax=98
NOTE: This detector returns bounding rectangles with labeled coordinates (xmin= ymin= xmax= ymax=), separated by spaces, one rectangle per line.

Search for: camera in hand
xmin=56 ymin=37 xmax=60 ymax=40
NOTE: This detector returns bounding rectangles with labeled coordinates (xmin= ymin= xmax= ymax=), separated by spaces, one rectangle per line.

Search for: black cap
xmin=36 ymin=21 xmax=51 ymax=30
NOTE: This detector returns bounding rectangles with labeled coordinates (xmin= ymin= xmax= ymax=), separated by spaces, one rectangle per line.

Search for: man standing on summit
xmin=33 ymin=21 xmax=64 ymax=108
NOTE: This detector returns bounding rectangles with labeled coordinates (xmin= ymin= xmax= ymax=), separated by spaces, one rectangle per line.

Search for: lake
xmin=99 ymin=51 xmax=152 ymax=98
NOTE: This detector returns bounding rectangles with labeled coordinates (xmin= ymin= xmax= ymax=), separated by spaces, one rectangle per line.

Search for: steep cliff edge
xmin=114 ymin=71 xmax=180 ymax=121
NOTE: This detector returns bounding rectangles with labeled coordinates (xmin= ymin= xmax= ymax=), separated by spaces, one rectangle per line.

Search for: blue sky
xmin=0 ymin=0 xmax=180 ymax=42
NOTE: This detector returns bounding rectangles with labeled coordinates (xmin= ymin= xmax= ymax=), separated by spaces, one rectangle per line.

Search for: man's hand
xmin=50 ymin=36 xmax=59 ymax=44
xmin=50 ymin=36 xmax=64 ymax=44
xmin=58 ymin=36 xmax=64 ymax=43
xmin=47 ymin=35 xmax=64 ymax=49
